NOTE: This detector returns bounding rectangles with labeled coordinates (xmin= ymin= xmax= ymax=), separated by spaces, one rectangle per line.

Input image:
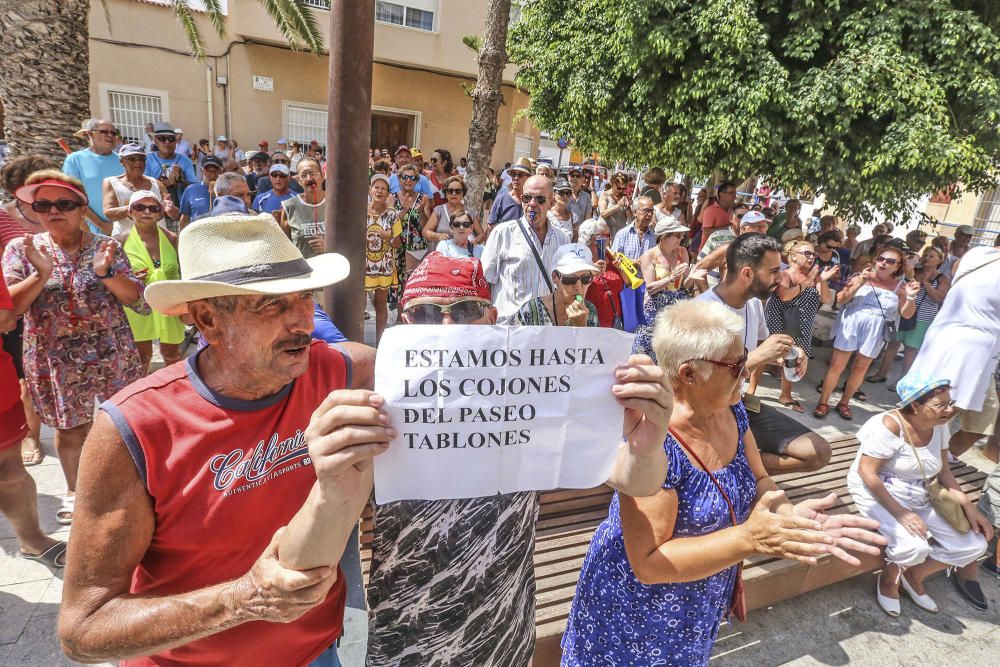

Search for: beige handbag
xmin=893 ymin=410 xmax=971 ymax=533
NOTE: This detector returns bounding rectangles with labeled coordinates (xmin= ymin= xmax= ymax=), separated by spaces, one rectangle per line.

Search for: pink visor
xmin=15 ymin=179 xmax=89 ymax=206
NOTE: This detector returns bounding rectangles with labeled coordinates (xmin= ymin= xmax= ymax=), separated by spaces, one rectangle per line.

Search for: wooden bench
xmin=359 ymin=433 xmax=987 ymax=666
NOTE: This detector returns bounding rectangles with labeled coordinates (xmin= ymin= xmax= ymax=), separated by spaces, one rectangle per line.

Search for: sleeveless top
xmin=282 ymin=194 xmax=326 ymax=259
xmin=102 ymin=341 xmax=350 ymax=666
xmin=429 ymin=204 xmax=476 ymax=250
xmin=844 ymin=282 xmax=901 ymax=322
xmin=110 ymin=175 xmax=161 ymax=237
xmin=122 ymin=226 xmax=185 ymax=344
xmin=914 ymin=273 xmax=943 ymax=322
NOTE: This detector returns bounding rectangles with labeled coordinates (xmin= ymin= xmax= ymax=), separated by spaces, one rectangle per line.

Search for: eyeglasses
xmin=131 ymin=204 xmax=162 ymax=213
xmin=875 ymin=255 xmax=899 ymax=266
xmin=555 ymin=189 xmax=572 ymax=196
xmin=450 ymin=221 xmax=474 ymax=229
xmin=270 ymin=172 xmax=289 ymax=178
xmin=93 ymin=129 xmax=116 ymax=136
xmin=686 ymin=347 xmax=749 ymax=378
xmin=155 ymin=135 xmax=177 ymax=143
xmin=400 ymin=174 xmax=418 ymax=182
xmin=404 ymin=299 xmax=489 ymax=324
xmin=445 ymin=188 xmax=465 ymax=195
xmin=926 ymin=399 xmax=956 ymax=410
xmin=510 ymin=172 xmax=528 ymax=179
xmin=797 ymin=250 xmax=817 ymax=259
xmin=557 ymin=273 xmax=593 ymax=286
xmin=636 ymin=208 xmax=654 ymax=215
xmin=520 ymin=194 xmax=548 ymax=205
xmin=30 ymin=199 xmax=84 ymax=213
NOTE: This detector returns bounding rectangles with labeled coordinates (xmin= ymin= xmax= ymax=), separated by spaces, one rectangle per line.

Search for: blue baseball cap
xmin=211 ymin=195 xmax=249 ymax=216
xmin=895 ymin=372 xmax=951 ymax=407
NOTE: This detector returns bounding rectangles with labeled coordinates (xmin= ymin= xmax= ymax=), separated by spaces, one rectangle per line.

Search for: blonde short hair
xmin=652 ymin=300 xmax=744 ymax=383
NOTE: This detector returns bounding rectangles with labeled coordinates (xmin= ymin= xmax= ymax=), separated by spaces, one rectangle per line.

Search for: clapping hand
xmin=613 ymin=354 xmax=673 ymax=459
xmin=93 ymin=239 xmax=117 ymax=277
xmin=904 ymin=280 xmax=921 ymax=299
xmin=669 ymin=262 xmax=690 ymax=281
xmin=163 ymin=197 xmax=178 ymax=219
xmin=793 ymin=492 xmax=888 ymax=566
xmin=820 ymin=264 xmax=841 ymax=282
xmin=21 ymin=234 xmax=53 ymax=278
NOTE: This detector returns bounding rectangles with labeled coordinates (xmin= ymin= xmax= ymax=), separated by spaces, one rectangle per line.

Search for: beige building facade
xmin=921 ymin=187 xmax=1000 ymax=247
xmin=88 ymin=0 xmax=540 ymax=169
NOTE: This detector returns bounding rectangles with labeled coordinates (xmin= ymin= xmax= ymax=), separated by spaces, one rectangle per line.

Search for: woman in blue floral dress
xmin=561 ymin=300 xmax=886 ymax=666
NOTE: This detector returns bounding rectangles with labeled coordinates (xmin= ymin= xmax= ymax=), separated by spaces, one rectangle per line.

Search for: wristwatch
xmin=96 ymin=265 xmax=115 ymax=279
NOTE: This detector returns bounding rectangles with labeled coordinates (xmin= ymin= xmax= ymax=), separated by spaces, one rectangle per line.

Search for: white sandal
xmin=900 ymin=571 xmax=938 ymax=613
xmin=876 ymin=573 xmax=901 ymax=617
xmin=55 ymin=495 xmax=75 ymax=526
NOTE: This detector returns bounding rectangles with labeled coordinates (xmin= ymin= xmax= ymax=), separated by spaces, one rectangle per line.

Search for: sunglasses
xmin=93 ymin=129 xmax=116 ymax=136
xmin=270 ymin=172 xmax=289 ymax=178
xmin=557 ymin=273 xmax=593 ymax=286
xmin=123 ymin=155 xmax=146 ymax=162
xmin=404 ymin=299 xmax=489 ymax=324
xmin=445 ymin=188 xmax=465 ymax=195
xmin=400 ymin=174 xmax=418 ymax=182
xmin=155 ymin=135 xmax=177 ymax=143
xmin=272 ymin=159 xmax=290 ymax=165
xmin=875 ymin=255 xmax=899 ymax=266
xmin=450 ymin=220 xmax=473 ymax=229
xmin=687 ymin=347 xmax=749 ymax=378
xmin=555 ymin=189 xmax=572 ymax=196
xmin=520 ymin=194 xmax=548 ymax=205
xmin=131 ymin=204 xmax=163 ymax=213
xmin=30 ymin=199 xmax=84 ymax=213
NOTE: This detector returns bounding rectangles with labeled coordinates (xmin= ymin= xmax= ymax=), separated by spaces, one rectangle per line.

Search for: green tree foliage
xmin=510 ymin=0 xmax=1000 ymax=220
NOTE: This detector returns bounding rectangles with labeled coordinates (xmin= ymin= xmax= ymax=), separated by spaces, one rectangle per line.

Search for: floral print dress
xmin=2 ymin=232 xmax=147 ymax=428
xmin=391 ymin=192 xmax=427 ymax=299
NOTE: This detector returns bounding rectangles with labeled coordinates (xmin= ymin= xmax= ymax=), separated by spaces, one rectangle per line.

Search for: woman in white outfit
xmin=815 ymin=243 xmax=919 ymax=420
xmin=101 ymin=144 xmax=173 ymax=239
xmin=847 ymin=375 xmax=991 ymax=617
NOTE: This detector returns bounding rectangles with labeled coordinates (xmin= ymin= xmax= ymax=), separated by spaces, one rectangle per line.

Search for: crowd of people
xmin=0 ymin=116 xmax=999 ymax=667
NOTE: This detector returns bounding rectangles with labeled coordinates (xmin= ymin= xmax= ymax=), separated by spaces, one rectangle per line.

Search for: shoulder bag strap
xmin=952 ymin=252 xmax=1000 ymax=286
xmin=669 ymin=428 xmax=739 ymax=526
xmin=515 ymin=217 xmax=556 ymax=295
xmin=889 ymin=410 xmax=932 ymax=484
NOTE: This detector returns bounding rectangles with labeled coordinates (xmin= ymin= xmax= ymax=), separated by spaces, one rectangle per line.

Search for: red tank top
xmin=104 ymin=341 xmax=350 ymax=667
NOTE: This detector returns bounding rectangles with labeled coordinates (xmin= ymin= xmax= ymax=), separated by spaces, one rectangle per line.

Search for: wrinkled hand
xmin=965 ymin=505 xmax=995 ymax=540
xmin=613 ymin=354 xmax=673 ymax=459
xmin=21 ymin=234 xmax=53 ymax=278
xmin=895 ymin=509 xmax=928 ymax=539
xmin=307 ymin=236 xmax=325 ymax=253
xmin=232 ymin=528 xmax=338 ymax=623
xmin=93 ymin=239 xmax=117 ymax=277
xmin=595 ymin=259 xmax=607 ymax=272
xmin=820 ymin=264 xmax=840 ymax=282
xmin=757 ymin=334 xmax=795 ymax=365
xmin=670 ymin=262 xmax=690 ymax=281
xmin=742 ymin=490 xmax=832 ymax=564
xmin=565 ymin=298 xmax=589 ymax=326
xmin=792 ymin=492 xmax=888 ymax=566
xmin=304 ymin=389 xmax=393 ymax=493
xmin=163 ymin=197 xmax=178 ymax=219
xmin=904 ymin=280 xmax=921 ymax=299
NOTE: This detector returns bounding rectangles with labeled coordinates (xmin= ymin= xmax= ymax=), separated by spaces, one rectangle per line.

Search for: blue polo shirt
xmin=488 ymin=188 xmax=522 ymax=226
xmin=62 ymin=149 xmax=123 ymax=225
xmin=389 ymin=173 xmax=433 ymax=197
xmin=144 ymin=152 xmax=197 ymax=192
xmin=179 ymin=183 xmax=214 ymax=221
xmin=253 ymin=189 xmax=295 ymax=214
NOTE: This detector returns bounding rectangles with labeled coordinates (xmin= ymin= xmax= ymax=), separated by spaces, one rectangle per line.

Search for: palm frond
xmin=280 ymin=0 xmax=325 ymax=54
xmin=171 ymin=0 xmax=207 ymax=59
xmin=98 ymin=0 xmax=113 ymax=32
xmin=257 ymin=0 xmax=302 ymax=50
xmin=201 ymin=0 xmax=228 ymax=40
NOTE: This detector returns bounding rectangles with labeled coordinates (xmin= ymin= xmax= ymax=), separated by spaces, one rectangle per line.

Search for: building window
xmin=973 ymin=188 xmax=1000 ymax=246
xmin=284 ymin=102 xmax=328 ymax=148
xmin=302 ymin=0 xmax=330 ymax=9
xmin=376 ymin=0 xmax=436 ymax=32
xmin=107 ymin=90 xmax=164 ymax=144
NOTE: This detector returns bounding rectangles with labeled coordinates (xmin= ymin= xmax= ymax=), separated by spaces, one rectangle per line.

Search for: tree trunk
xmin=463 ymin=0 xmax=512 ymax=218
xmin=0 ymin=0 xmax=91 ymax=162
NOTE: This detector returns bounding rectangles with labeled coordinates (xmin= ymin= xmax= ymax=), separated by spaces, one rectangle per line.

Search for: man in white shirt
xmin=481 ymin=175 xmax=570 ymax=324
xmin=694 ymin=233 xmax=832 ymax=474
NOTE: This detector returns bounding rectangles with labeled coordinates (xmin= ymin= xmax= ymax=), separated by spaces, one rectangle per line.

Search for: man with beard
xmin=695 ymin=233 xmax=832 ymax=474
xmin=58 ymin=212 xmax=382 ymax=666
xmin=280 ymin=158 xmax=327 ymax=259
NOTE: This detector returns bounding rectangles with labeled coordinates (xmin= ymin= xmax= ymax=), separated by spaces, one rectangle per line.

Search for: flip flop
xmin=21 ymin=439 xmax=43 ymax=467
xmin=20 ymin=541 xmax=67 ymax=569
xmin=779 ymin=399 xmax=805 ymax=413
xmin=55 ymin=495 xmax=74 ymax=526
xmin=836 ymin=403 xmax=853 ymax=420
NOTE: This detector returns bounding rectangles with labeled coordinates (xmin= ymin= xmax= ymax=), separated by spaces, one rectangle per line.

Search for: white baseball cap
xmin=268 ymin=164 xmax=291 ymax=176
xmin=128 ymin=189 xmax=163 ymax=206
xmin=553 ymin=243 xmax=600 ymax=275
xmin=216 ymin=135 xmax=227 ymax=142
xmin=740 ymin=211 xmax=768 ymax=226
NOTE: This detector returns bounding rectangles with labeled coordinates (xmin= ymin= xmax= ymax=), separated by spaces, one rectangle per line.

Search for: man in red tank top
xmin=58 ymin=213 xmax=386 ymax=667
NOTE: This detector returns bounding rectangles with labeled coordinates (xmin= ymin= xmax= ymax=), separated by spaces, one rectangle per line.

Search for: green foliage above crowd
xmin=510 ymin=0 xmax=1000 ymax=221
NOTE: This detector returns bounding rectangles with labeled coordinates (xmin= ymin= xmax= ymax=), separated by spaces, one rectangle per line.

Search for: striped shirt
xmin=481 ymin=216 xmax=570 ymax=323
xmin=915 ymin=273 xmax=944 ymax=322
xmin=611 ymin=222 xmax=657 ymax=260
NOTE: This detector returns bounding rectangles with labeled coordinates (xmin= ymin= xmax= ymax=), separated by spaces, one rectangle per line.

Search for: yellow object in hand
xmin=613 ymin=252 xmax=644 ymax=289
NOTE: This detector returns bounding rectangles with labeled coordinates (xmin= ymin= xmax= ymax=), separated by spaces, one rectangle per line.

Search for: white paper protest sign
xmin=373 ymin=325 xmax=633 ymax=503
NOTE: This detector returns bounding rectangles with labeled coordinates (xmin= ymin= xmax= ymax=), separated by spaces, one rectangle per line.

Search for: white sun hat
xmin=144 ymin=213 xmax=350 ymax=316
xmin=653 ymin=215 xmax=690 ymax=237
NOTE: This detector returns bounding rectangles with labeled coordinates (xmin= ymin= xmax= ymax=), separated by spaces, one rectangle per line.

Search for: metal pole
xmin=326 ymin=0 xmax=375 ymax=343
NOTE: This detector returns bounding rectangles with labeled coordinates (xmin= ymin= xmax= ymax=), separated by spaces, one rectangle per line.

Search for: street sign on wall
xmin=252 ymin=75 xmax=274 ymax=92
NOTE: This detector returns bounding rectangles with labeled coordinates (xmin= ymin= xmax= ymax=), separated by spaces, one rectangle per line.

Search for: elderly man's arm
xmin=339 ymin=341 xmax=375 ymax=389
xmin=604 ymin=355 xmax=673 ymax=497
xmin=58 ymin=413 xmax=336 ymax=664
xmin=278 ymin=390 xmax=393 ymax=570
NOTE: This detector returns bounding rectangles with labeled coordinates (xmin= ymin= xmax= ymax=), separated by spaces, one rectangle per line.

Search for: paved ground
xmin=2 ymin=309 xmax=997 ymax=666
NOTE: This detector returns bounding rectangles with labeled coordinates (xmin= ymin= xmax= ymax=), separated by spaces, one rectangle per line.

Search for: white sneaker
xmin=876 ymin=574 xmax=901 ymax=617
xmin=900 ymin=572 xmax=938 ymax=613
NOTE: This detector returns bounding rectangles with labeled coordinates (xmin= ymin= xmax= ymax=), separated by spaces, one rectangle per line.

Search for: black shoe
xmin=982 ymin=558 xmax=1000 ymax=580
xmin=951 ymin=572 xmax=989 ymax=610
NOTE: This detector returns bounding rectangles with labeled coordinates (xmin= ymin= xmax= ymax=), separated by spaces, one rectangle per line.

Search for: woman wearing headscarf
xmin=561 ymin=300 xmax=885 ymax=666
xmin=121 ymin=190 xmax=184 ymax=372
xmin=2 ymin=170 xmax=146 ymax=524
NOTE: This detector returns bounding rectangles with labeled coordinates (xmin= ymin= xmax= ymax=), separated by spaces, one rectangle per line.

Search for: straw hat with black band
xmin=144 ymin=213 xmax=349 ymax=316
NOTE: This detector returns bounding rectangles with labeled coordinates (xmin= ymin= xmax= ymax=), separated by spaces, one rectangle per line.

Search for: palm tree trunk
xmin=463 ymin=0 xmax=512 ymax=218
xmin=0 ymin=0 xmax=91 ymax=162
